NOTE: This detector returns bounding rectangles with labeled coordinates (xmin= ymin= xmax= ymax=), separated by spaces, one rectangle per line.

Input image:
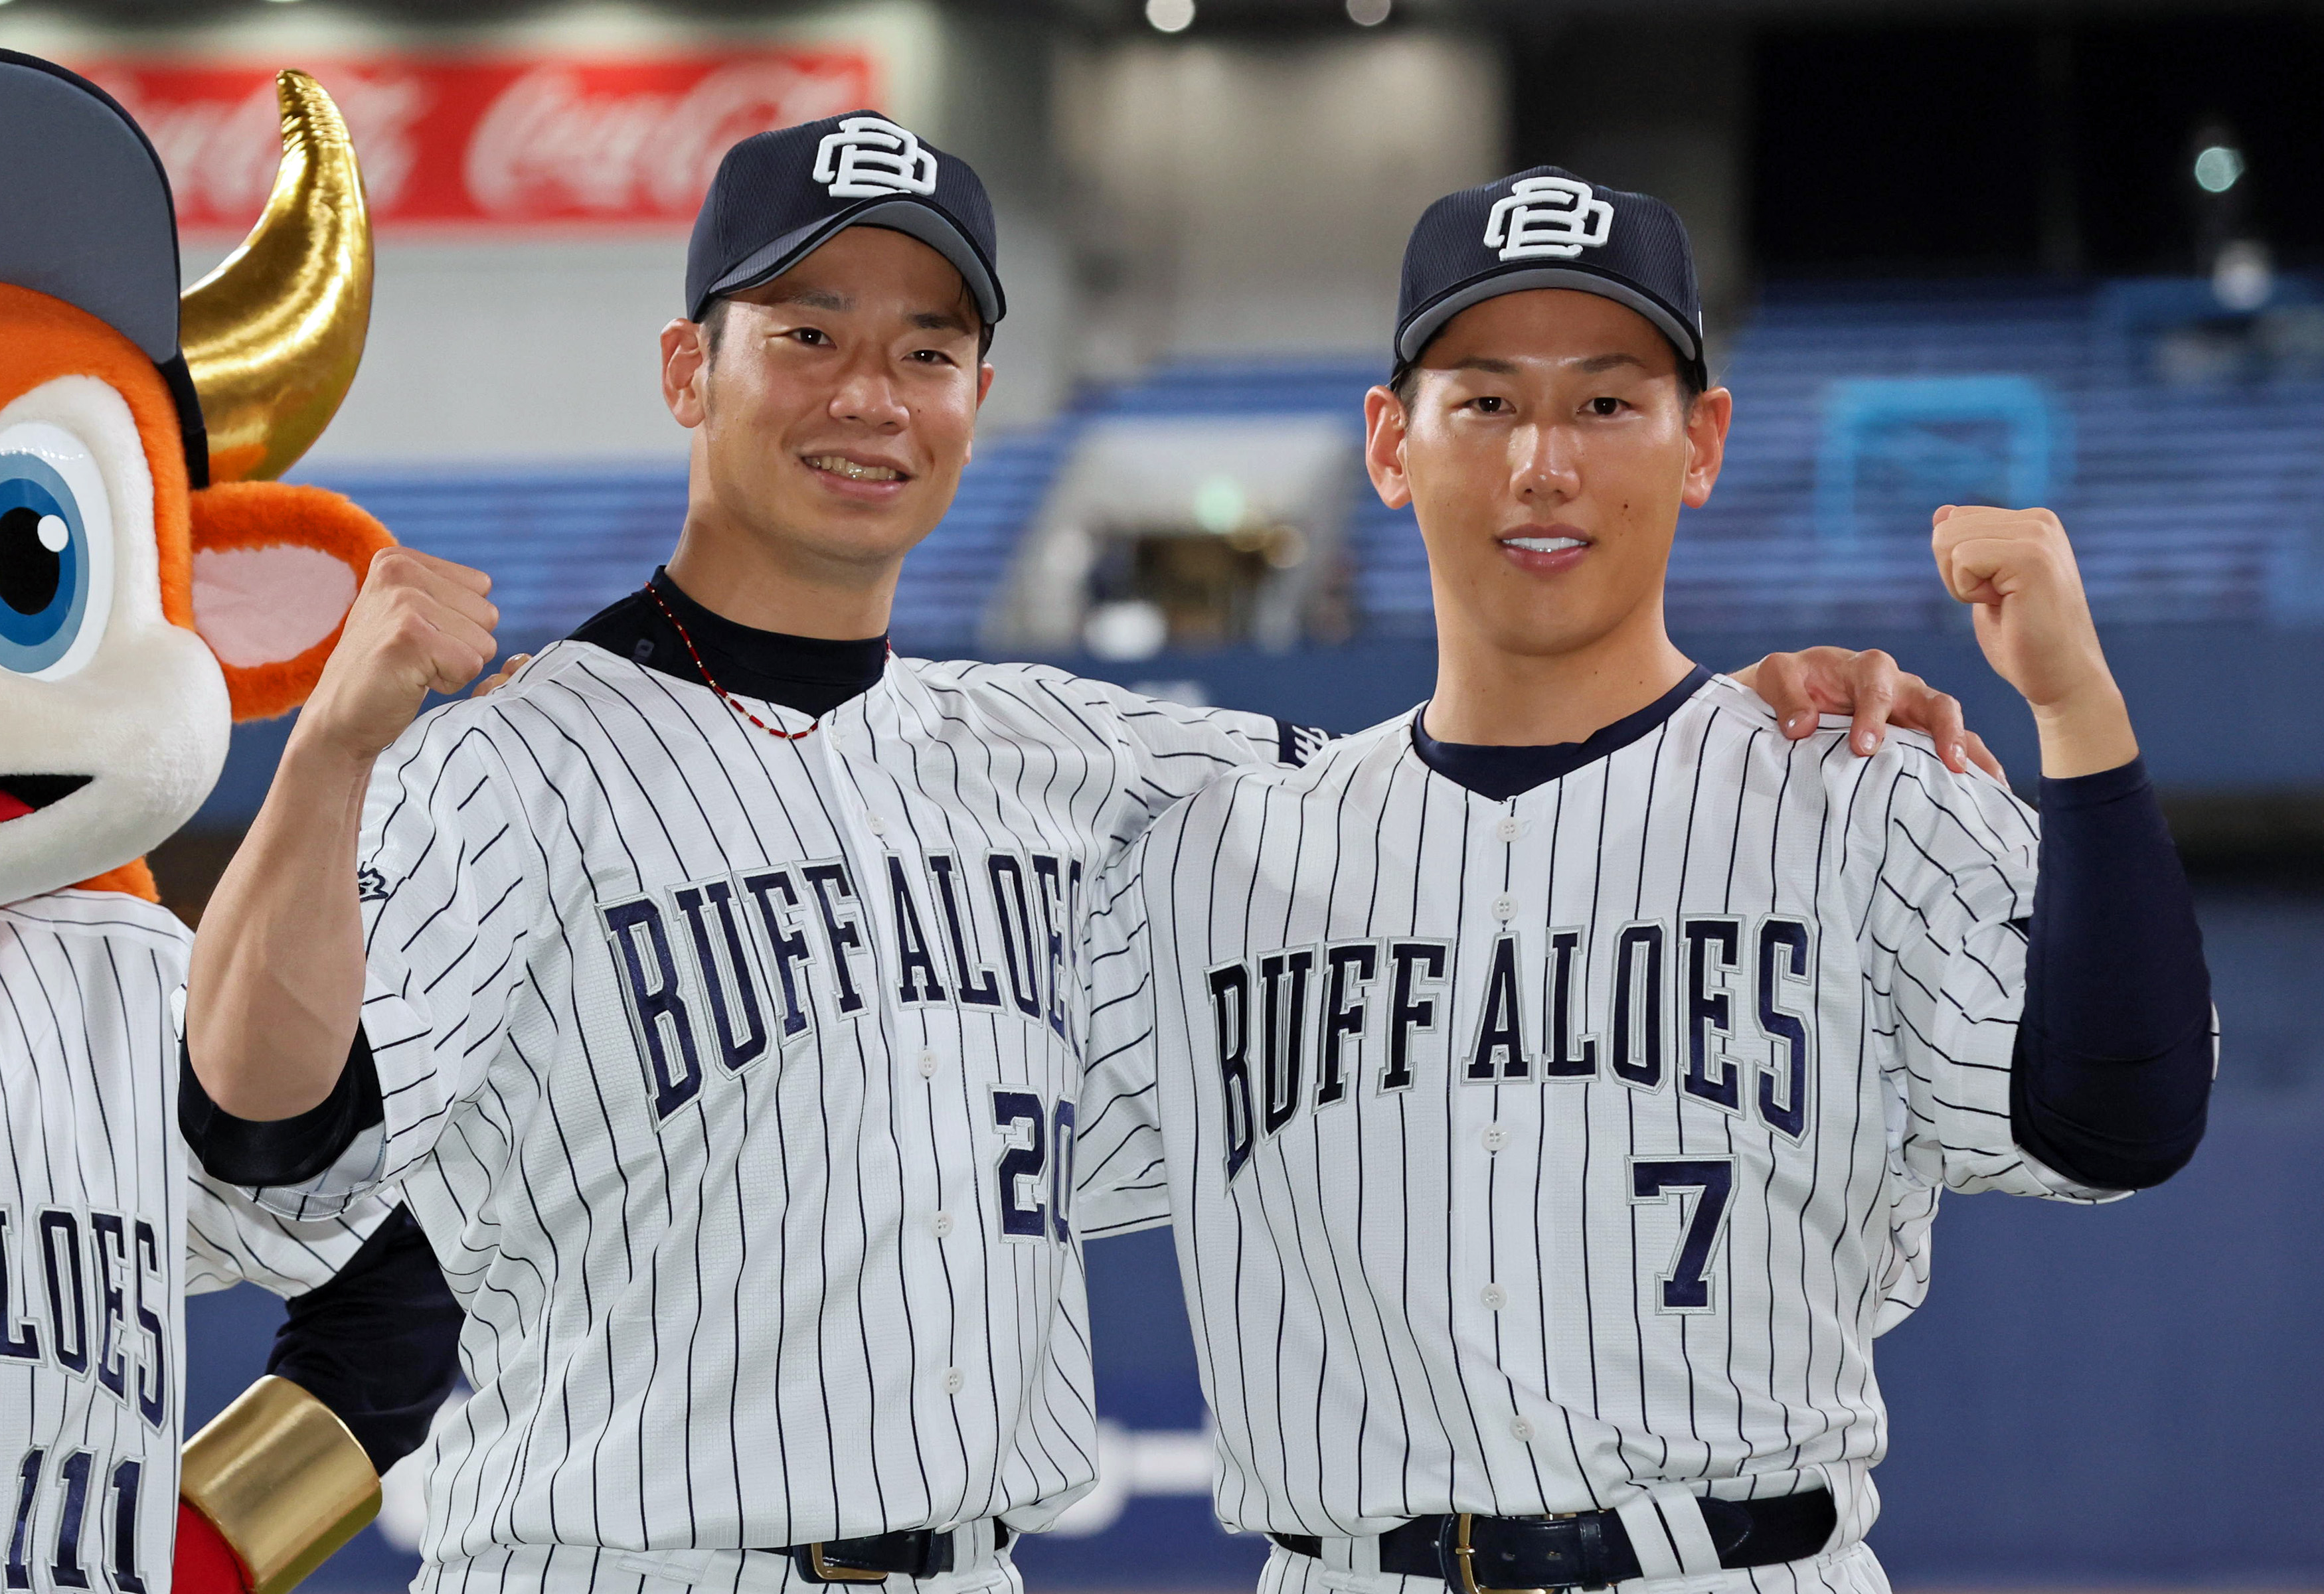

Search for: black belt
xmin=1270 ymin=1491 xmax=1834 ymax=1591
xmin=786 ymin=1523 xmax=1011 ymax=1585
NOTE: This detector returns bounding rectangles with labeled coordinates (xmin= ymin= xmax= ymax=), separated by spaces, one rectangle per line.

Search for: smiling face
xmin=661 ymin=225 xmax=992 ymax=598
xmin=1365 ymin=288 xmax=1731 ymax=663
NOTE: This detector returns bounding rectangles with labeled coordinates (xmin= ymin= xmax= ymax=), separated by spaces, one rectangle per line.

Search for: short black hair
xmin=699 ymin=287 xmax=995 ymax=364
xmin=1388 ymin=338 xmax=1706 ymax=410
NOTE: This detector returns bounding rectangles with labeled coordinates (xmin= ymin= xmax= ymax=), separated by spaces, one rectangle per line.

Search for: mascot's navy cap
xmin=1394 ymin=165 xmax=1704 ymax=390
xmin=686 ymin=110 xmax=1003 ymax=333
xmin=0 ymin=49 xmax=208 ymax=481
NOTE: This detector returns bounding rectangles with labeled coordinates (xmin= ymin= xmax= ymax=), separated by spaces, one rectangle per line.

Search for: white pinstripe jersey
xmin=252 ymin=642 xmax=1307 ymax=1573
xmin=1 ymin=890 xmax=398 ymax=1594
xmin=1076 ymin=675 xmax=2114 ymax=1549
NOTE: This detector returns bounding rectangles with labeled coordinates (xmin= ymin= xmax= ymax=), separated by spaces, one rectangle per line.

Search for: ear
xmin=1679 ymin=386 xmax=1733 ymax=511
xmin=187 ymin=482 xmax=395 ymax=722
xmin=661 ymin=318 xmax=708 ymax=430
xmin=1363 ymin=385 xmax=1414 ymax=510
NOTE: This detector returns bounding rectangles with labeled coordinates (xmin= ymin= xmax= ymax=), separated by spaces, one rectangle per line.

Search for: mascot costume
xmin=1 ymin=52 xmax=461 ymax=1594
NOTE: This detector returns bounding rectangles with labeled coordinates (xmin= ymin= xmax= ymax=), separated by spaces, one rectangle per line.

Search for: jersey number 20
xmin=991 ymin=1090 xmax=1076 ymax=1243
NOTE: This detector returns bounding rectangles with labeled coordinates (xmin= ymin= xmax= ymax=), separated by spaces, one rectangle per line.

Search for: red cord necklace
xmin=643 ymin=584 xmax=820 ymax=742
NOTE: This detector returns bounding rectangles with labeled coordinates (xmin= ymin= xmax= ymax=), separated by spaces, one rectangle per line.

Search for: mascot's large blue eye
xmin=0 ymin=455 xmax=90 ymax=677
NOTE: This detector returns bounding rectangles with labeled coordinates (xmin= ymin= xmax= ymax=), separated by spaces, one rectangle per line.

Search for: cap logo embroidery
xmin=812 ymin=115 xmax=939 ymax=199
xmin=1483 ymin=175 xmax=1614 ymax=261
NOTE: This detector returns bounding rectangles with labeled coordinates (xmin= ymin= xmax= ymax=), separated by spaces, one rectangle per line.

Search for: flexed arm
xmin=186 ymin=550 xmax=498 ymax=1123
xmin=1934 ymin=505 xmax=2211 ymax=1190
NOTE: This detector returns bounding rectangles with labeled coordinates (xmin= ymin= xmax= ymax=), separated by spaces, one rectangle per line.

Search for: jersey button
xmin=1495 ymin=815 xmax=1522 ymax=842
xmin=918 ymin=1048 xmax=940 ymax=1078
xmin=1491 ymin=894 xmax=1517 ymax=921
xmin=1509 ymin=1417 xmax=1535 ymax=1442
xmin=943 ymin=1368 xmax=966 ymax=1395
xmin=932 ymin=1212 xmax=955 ymax=1237
xmin=867 ymin=815 xmax=888 ymax=837
xmin=1481 ymin=1283 xmax=1508 ymax=1311
xmin=1481 ymin=1125 xmax=1508 ymax=1152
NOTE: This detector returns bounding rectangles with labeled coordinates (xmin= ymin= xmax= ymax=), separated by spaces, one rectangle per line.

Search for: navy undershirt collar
xmin=1411 ymin=665 xmax=1715 ymax=801
xmin=568 ymin=567 xmax=890 ymax=716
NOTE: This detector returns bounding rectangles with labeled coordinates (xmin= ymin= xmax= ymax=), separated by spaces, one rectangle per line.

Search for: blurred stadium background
xmin=3 ymin=0 xmax=2318 ymax=1584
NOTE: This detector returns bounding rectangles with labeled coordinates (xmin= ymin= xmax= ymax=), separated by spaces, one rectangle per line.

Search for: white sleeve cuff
xmin=248 ymin=1121 xmax=390 ymax=1222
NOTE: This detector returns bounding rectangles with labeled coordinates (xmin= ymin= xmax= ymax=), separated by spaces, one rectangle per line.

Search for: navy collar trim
xmin=1410 ymin=665 xmax=1714 ymax=801
xmin=568 ymin=567 xmax=890 ymax=715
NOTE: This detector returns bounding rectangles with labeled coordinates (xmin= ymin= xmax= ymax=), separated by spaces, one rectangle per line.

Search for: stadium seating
xmin=308 ymin=276 xmax=2324 ymax=655
xmin=1677 ymin=279 xmax=2324 ymax=633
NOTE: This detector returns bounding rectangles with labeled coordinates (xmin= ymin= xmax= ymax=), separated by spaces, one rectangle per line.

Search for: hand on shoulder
xmin=1732 ymin=645 xmax=2005 ymax=781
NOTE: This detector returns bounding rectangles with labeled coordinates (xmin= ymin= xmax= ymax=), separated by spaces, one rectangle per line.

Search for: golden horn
xmin=180 ymin=69 xmax=372 ymax=484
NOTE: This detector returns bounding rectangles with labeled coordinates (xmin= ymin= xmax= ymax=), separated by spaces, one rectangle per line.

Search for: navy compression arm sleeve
xmin=2011 ymin=757 xmax=2213 ymax=1190
xmin=266 ymin=1204 xmax=463 ymax=1475
xmin=179 ymin=1029 xmax=381 ymax=1188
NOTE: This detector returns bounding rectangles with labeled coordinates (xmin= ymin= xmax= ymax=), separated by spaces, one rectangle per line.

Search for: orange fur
xmin=188 ymin=483 xmax=394 ymax=722
xmin=4 ymin=287 xmax=190 ymax=902
xmin=0 ymin=285 xmax=195 ymax=628
xmin=68 ymin=860 xmax=160 ymax=904
xmin=3 ymin=286 xmax=395 ymax=899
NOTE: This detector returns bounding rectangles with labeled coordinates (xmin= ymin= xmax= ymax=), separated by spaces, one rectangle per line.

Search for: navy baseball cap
xmin=685 ymin=111 xmax=1003 ymax=334
xmin=1394 ymin=166 xmax=1704 ymax=388
xmin=0 ymin=50 xmax=210 ymax=483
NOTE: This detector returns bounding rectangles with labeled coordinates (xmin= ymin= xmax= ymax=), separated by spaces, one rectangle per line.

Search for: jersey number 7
xmin=1628 ymin=1158 xmax=1734 ymax=1313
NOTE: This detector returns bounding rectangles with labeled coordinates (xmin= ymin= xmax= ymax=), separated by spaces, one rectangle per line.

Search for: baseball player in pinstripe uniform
xmin=179 ymin=121 xmax=2002 ymax=1594
xmin=1076 ymin=170 xmax=2214 ymax=1594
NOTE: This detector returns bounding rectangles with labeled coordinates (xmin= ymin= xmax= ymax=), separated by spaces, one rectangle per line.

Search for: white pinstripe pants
xmin=416 ymin=1530 xmax=1022 ymax=1594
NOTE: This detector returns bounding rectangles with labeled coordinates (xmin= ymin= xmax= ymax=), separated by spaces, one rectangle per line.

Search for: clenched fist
xmin=293 ymin=548 xmax=499 ymax=767
xmin=1932 ymin=505 xmax=2137 ymax=778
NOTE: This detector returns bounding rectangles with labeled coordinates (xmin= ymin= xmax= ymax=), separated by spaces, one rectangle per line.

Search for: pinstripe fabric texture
xmin=250 ymin=642 xmax=1301 ymax=1585
xmin=1 ymin=890 xmax=394 ymax=1593
xmin=1078 ymin=675 xmax=2113 ymax=1571
xmin=430 ymin=1528 xmax=1024 ymax=1594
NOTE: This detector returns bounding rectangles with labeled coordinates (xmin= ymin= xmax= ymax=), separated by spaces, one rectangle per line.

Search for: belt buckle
xmin=806 ymin=1546 xmax=890 ymax=1584
xmin=1447 ymin=1513 xmax=1552 ymax=1594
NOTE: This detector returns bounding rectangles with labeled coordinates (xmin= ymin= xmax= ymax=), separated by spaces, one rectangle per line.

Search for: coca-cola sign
xmin=76 ymin=50 xmax=880 ymax=231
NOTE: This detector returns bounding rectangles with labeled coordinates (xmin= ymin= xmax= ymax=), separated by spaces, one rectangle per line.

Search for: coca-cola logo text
xmin=76 ymin=50 xmax=880 ymax=231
